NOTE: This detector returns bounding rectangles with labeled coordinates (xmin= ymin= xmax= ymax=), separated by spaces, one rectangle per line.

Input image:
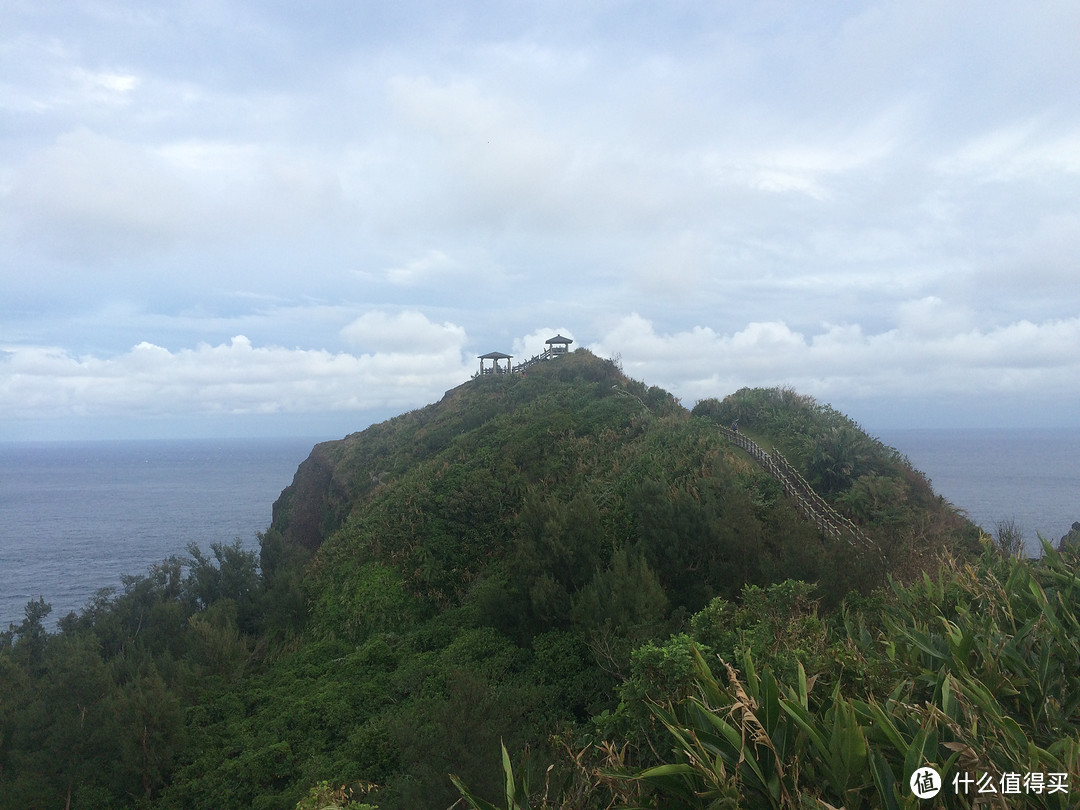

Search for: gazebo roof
xmin=545 ymin=335 xmax=573 ymax=345
xmin=478 ymin=351 xmax=513 ymax=360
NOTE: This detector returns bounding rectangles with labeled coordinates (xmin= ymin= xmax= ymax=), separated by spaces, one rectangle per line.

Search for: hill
xmin=269 ymin=350 xmax=977 ymax=623
xmin=0 ymin=349 xmax=997 ymax=810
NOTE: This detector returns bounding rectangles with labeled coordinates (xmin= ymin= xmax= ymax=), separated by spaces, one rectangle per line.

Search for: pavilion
xmin=545 ymin=335 xmax=573 ymax=354
xmin=477 ymin=351 xmax=513 ymax=375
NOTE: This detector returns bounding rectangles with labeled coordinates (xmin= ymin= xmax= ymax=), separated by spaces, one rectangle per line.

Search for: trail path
xmin=717 ymin=425 xmax=878 ymax=554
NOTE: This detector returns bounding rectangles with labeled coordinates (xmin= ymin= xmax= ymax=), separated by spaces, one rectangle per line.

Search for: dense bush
xmin=601 ymin=540 xmax=1080 ymax=809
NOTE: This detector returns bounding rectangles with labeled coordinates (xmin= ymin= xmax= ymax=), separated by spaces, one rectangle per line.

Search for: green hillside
xmin=8 ymin=349 xmax=1070 ymax=810
xmin=271 ymin=351 xmax=976 ymax=624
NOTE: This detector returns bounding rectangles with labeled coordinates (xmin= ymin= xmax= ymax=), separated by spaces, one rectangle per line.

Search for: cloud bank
xmin=2 ymin=312 xmax=473 ymax=430
xmin=4 ymin=306 xmax=1076 ymax=438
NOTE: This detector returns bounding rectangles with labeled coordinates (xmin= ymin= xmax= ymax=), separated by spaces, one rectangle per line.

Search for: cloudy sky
xmin=2 ymin=1 xmax=1078 ymax=441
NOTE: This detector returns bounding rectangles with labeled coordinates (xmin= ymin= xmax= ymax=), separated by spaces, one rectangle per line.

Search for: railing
xmin=473 ymin=347 xmax=569 ymax=379
xmin=717 ymin=426 xmax=877 ymax=554
xmin=511 ymin=348 xmax=561 ymax=374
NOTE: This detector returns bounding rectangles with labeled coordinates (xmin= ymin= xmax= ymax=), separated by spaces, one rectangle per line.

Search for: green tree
xmin=186 ymin=539 xmax=263 ymax=634
xmin=110 ymin=664 xmax=186 ymax=802
xmin=5 ymin=598 xmax=52 ymax=673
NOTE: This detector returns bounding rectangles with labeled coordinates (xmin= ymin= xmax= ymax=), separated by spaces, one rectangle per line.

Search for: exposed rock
xmin=271 ymin=441 xmax=348 ymax=551
xmin=1057 ymin=521 xmax=1080 ymax=552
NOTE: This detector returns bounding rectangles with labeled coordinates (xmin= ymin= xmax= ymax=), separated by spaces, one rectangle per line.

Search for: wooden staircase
xmin=511 ymin=347 xmax=563 ymax=374
xmin=717 ymin=426 xmax=878 ymax=554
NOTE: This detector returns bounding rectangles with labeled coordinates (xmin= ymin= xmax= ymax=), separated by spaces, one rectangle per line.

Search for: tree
xmin=5 ymin=598 xmax=52 ymax=672
xmin=109 ymin=664 xmax=185 ymax=802
xmin=186 ymin=539 xmax=263 ymax=634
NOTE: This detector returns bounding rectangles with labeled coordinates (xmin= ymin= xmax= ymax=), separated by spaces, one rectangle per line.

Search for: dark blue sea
xmin=1 ymin=430 xmax=1078 ymax=631
xmin=0 ymin=438 xmax=319 ymax=630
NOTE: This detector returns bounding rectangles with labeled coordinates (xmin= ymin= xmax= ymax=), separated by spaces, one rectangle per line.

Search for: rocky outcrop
xmin=1058 ymin=521 xmax=1080 ymax=552
xmin=270 ymin=441 xmax=350 ymax=551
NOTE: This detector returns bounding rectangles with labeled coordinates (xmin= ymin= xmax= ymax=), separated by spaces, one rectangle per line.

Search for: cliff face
xmin=270 ymin=442 xmax=346 ymax=551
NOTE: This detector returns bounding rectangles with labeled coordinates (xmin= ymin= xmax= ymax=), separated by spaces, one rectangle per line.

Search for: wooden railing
xmin=717 ymin=426 xmax=877 ymax=554
xmin=474 ymin=347 xmax=570 ymax=378
xmin=511 ymin=347 xmax=562 ymax=374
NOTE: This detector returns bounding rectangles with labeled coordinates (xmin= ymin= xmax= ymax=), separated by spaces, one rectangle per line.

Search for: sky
xmin=2 ymin=1 xmax=1079 ymax=441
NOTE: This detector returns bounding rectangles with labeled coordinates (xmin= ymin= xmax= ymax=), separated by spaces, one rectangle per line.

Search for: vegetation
xmin=598 ymin=539 xmax=1080 ymax=808
xmin=2 ymin=350 xmax=1063 ymax=810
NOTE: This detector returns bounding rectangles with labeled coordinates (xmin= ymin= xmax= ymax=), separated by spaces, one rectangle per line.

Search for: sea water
xmin=0 ymin=438 xmax=318 ymax=629
xmin=877 ymin=428 xmax=1080 ymax=555
xmin=1 ymin=430 xmax=1078 ymax=631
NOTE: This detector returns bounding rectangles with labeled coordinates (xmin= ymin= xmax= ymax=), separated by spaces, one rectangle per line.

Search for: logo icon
xmin=910 ymin=767 xmax=942 ymax=799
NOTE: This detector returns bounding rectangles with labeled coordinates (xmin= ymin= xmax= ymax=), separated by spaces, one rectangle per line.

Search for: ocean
xmin=1 ymin=429 xmax=1078 ymax=631
xmin=0 ymin=438 xmax=319 ymax=630
xmin=877 ymin=428 xmax=1080 ymax=554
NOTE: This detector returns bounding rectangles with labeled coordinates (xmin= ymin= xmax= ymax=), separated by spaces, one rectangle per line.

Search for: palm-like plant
xmin=616 ymin=541 xmax=1080 ymax=809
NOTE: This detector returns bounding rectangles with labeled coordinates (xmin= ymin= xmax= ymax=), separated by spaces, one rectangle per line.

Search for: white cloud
xmin=511 ymin=327 xmax=576 ymax=360
xmin=382 ymin=74 xmax=688 ymax=234
xmin=936 ymin=119 xmax=1080 ymax=182
xmin=6 ymin=128 xmax=343 ymax=259
xmin=0 ymin=330 xmax=474 ymax=422
xmin=10 ymin=128 xmax=197 ymax=255
xmin=590 ymin=311 xmax=1080 ymax=408
xmin=895 ymin=297 xmax=975 ymax=339
xmin=366 ymin=250 xmax=466 ymax=286
xmin=383 ymin=74 xmax=582 ymax=230
xmin=71 ymin=68 xmax=140 ymax=101
xmin=339 ymin=310 xmax=467 ymax=354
